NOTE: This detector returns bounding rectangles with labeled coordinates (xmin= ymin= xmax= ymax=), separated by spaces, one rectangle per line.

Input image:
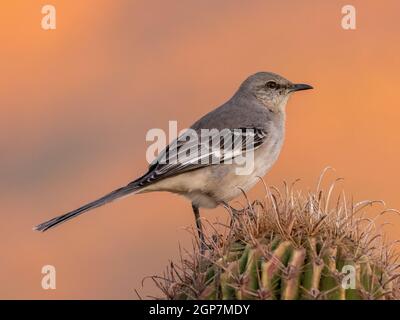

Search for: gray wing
xmin=132 ymin=127 xmax=268 ymax=188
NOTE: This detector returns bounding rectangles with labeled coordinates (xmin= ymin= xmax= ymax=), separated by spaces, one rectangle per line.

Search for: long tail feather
xmin=34 ymin=184 xmax=140 ymax=232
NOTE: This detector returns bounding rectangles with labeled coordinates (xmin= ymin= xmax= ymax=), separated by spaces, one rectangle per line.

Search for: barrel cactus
xmin=151 ymin=173 xmax=400 ymax=300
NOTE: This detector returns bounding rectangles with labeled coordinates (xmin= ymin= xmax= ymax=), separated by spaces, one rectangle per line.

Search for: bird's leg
xmin=192 ymin=204 xmax=206 ymax=253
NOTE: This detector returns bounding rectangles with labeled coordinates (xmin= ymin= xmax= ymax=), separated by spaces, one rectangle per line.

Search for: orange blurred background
xmin=1 ymin=0 xmax=400 ymax=299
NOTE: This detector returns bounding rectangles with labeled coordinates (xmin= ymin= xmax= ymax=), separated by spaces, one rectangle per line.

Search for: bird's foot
xmin=222 ymin=203 xmax=245 ymax=227
xmin=199 ymin=241 xmax=213 ymax=254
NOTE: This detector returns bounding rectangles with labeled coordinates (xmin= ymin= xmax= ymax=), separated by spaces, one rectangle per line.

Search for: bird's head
xmin=239 ymin=72 xmax=313 ymax=112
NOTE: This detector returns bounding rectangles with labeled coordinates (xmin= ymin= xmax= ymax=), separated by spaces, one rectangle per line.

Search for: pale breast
xmin=211 ymin=128 xmax=284 ymax=203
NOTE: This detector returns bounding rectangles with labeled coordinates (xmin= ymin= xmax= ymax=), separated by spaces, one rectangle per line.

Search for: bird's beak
xmin=290 ymin=83 xmax=313 ymax=92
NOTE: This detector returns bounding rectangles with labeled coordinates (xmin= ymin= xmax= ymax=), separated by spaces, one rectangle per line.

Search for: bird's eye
xmin=266 ymin=81 xmax=278 ymax=89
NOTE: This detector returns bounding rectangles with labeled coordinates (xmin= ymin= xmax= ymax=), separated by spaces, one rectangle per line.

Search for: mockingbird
xmin=34 ymin=72 xmax=312 ymax=249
